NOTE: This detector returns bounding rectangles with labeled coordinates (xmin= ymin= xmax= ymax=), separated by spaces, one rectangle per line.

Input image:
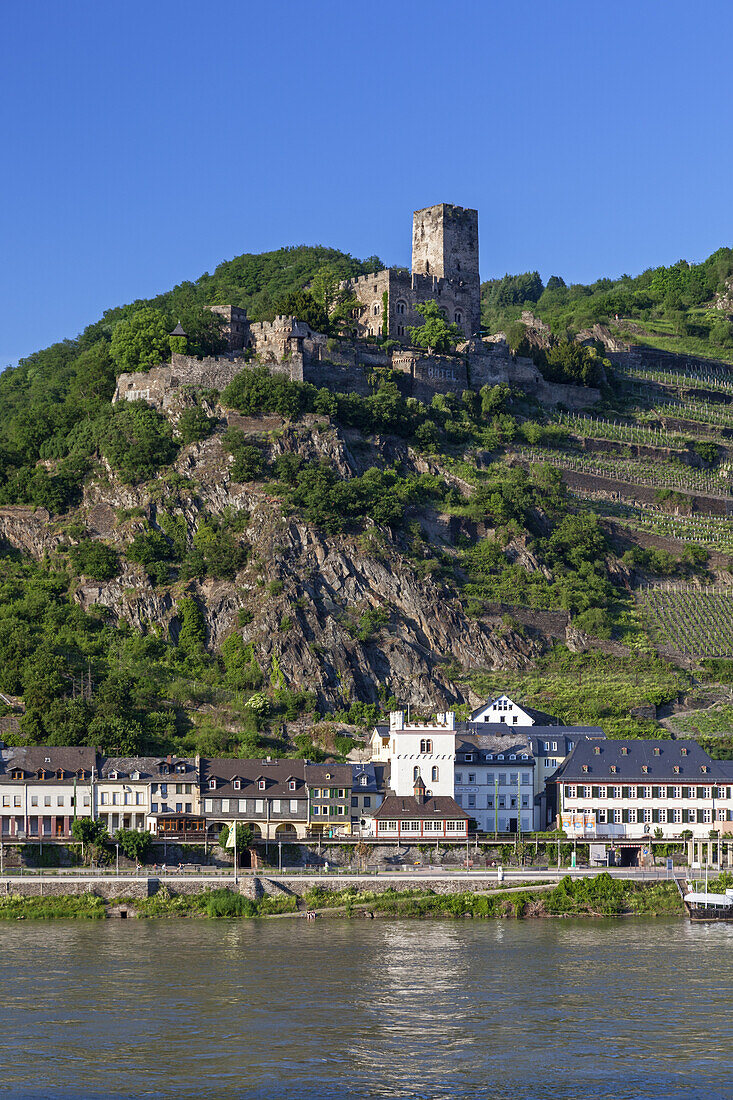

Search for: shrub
xmin=177 ymin=407 xmax=215 ymax=444
xmin=68 ymin=539 xmax=119 ymax=581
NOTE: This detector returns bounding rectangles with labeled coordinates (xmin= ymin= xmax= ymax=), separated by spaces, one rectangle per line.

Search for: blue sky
xmin=2 ymin=0 xmax=733 ymax=365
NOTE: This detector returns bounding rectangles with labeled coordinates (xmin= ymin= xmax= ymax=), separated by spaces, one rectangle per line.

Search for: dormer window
xmin=44 ymin=757 xmax=50 ymax=764
xmin=582 ymin=765 xmax=589 ymax=773
xmin=653 ymin=747 xmax=661 ymax=756
xmin=360 ymin=777 xmax=367 ymax=787
xmin=176 ymin=764 xmax=185 ymax=773
xmin=509 ymin=754 xmax=516 ymax=760
xmin=610 ymin=765 xmax=618 ymax=774
xmin=289 ymin=780 xmax=297 ymax=791
xmin=521 ymin=754 xmax=528 ymax=760
xmin=594 ymin=746 xmax=601 ymax=755
xmin=673 ymin=766 xmax=680 ymax=774
xmin=131 ymin=771 xmax=140 ymax=781
xmin=258 ymin=779 xmax=266 ymax=791
xmin=620 ymin=747 xmax=628 ymax=756
xmin=680 ymin=747 xmax=688 ymax=756
xmin=56 ymin=769 xmax=63 ymax=779
xmin=642 ymin=765 xmax=649 ymax=774
xmin=161 ymin=764 xmax=169 ymax=775
xmin=701 ymin=765 xmax=709 ymax=774
xmin=233 ymin=779 xmax=241 ymax=790
xmin=108 ymin=771 xmax=118 ymax=780
xmin=465 ymin=754 xmax=474 ymax=762
xmin=12 ymin=769 xmax=23 ymax=780
xmin=497 ymin=755 xmax=504 ymax=761
xmin=208 ymin=779 xmax=216 ymax=790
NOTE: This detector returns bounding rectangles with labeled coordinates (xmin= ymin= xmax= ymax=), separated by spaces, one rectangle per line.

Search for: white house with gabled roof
xmin=470 ymin=695 xmax=559 ymax=727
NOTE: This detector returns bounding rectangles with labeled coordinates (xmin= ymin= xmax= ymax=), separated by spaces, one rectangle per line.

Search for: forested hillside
xmin=3 ymin=239 xmax=733 ymax=762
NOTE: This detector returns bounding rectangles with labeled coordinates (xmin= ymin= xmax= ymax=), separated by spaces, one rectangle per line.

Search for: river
xmin=0 ymin=917 xmax=730 ymax=1099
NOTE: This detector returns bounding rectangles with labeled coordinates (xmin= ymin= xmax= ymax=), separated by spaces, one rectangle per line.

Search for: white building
xmin=555 ymin=739 xmax=733 ymax=840
xmin=0 ymin=747 xmax=95 ymax=839
xmin=382 ymin=711 xmax=456 ymax=798
xmin=455 ymin=733 xmax=536 ymax=832
xmin=469 ymin=695 xmax=559 ymax=727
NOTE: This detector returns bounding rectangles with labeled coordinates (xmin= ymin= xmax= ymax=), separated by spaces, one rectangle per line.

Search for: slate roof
xmin=351 ymin=761 xmax=390 ymax=793
xmin=374 ymin=794 xmax=470 ymax=821
xmin=0 ymin=746 xmax=98 ymax=780
xmin=100 ymin=756 xmax=197 ymax=780
xmin=456 ymin=733 xmax=536 ymax=763
xmin=526 ymin=729 xmax=606 ymax=756
xmin=304 ymin=764 xmax=352 ymax=789
xmin=552 ymin=739 xmax=733 ymax=783
xmin=202 ymin=758 xmax=307 ymax=798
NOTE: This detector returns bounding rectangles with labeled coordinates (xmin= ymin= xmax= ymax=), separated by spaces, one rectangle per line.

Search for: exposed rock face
xmin=0 ymin=419 xmax=546 ymax=710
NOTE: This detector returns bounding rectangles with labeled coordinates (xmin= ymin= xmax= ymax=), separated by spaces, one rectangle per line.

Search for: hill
xmin=3 ymin=241 xmax=733 ymax=762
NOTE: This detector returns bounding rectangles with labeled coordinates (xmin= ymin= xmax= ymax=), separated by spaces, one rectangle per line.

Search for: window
xmin=31 ymin=795 xmax=38 ymax=807
xmin=419 ymin=739 xmax=433 ymax=754
xmin=413 ymin=766 xmax=420 ymax=781
xmin=176 ymin=803 xmax=182 ymax=813
xmin=659 ymin=808 xmax=668 ymax=823
xmin=431 ymin=767 xmax=439 ymax=782
xmin=360 ymin=777 xmax=368 ymax=787
xmin=402 ymin=820 xmax=419 ymax=832
xmin=255 ymin=800 xmax=264 ymax=813
xmin=599 ymin=786 xmax=607 ymax=798
xmin=613 ymin=809 xmax=622 ymax=823
xmin=258 ymin=780 xmax=266 ymax=791
xmin=272 ymin=799 xmax=281 ymax=813
xmin=703 ymin=808 xmax=713 ymax=823
xmin=209 ymin=779 xmax=216 ymax=789
xmin=673 ymin=786 xmax=682 ymax=798
xmin=221 ymin=799 xmax=229 ymax=813
xmin=468 ymin=773 xmax=476 ymax=783
xmin=454 ymin=311 xmax=462 ymax=323
xmin=628 ymin=808 xmax=637 ymax=823
xmin=643 ymin=786 xmax=652 ymax=799
xmin=613 ymin=786 xmax=622 ymax=799
xmin=363 ymin=796 xmax=371 ymax=808
xmin=673 ymin=808 xmax=682 ymax=824
xmin=44 ymin=796 xmax=51 ymax=807
xmin=583 ymin=786 xmax=592 ymax=799
xmin=152 ymin=803 xmax=159 ymax=813
xmin=643 ymin=809 xmax=652 ymax=824
xmin=566 ymin=785 xmax=577 ymax=799
xmin=290 ymin=799 xmax=299 ymax=813
xmin=467 ymin=795 xmax=476 ymax=808
xmin=233 ymin=780 xmax=241 ymax=790
xmin=204 ymin=799 xmax=212 ymax=813
xmin=455 ymin=772 xmax=463 ymax=783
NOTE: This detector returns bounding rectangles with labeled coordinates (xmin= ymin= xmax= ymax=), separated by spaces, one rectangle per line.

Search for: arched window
xmin=373 ymin=303 xmax=380 ymax=315
xmin=413 ymin=766 xmax=420 ymax=781
xmin=454 ymin=311 xmax=462 ymax=324
xmin=431 ymin=766 xmax=439 ymax=782
xmin=419 ymin=739 xmax=433 ymax=754
xmin=396 ymin=301 xmax=406 ymax=315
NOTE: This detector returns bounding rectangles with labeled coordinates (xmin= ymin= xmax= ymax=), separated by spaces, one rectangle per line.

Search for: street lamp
xmin=115 ymin=842 xmax=119 ymax=877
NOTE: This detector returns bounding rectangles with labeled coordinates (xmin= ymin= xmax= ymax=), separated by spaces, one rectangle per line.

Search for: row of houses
xmin=2 ymin=695 xmax=731 ymax=845
xmin=0 ymin=748 xmax=391 ymax=842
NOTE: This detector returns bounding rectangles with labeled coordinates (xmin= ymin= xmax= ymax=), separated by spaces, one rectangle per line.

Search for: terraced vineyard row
xmin=637 ymin=587 xmax=733 ymax=656
xmin=557 ymin=413 xmax=688 ymax=447
xmin=518 ymin=447 xmax=732 ymax=496
xmin=574 ymin=494 xmax=733 ymax=552
xmin=643 ymin=400 xmax=733 ymax=430
xmin=616 ymin=364 xmax=733 ymax=396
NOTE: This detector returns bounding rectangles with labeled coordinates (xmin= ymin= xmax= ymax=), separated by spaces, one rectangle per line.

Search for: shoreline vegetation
xmin=0 ymin=875 xmax=684 ymax=922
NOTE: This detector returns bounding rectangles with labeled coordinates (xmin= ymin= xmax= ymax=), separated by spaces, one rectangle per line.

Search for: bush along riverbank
xmin=0 ymin=876 xmax=684 ymax=921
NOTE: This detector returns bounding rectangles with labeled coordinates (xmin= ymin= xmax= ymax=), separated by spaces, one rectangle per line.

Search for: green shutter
xmin=697 ymin=787 xmax=704 ymax=800
xmin=622 ymin=786 xmax=630 ymax=799
xmin=666 ymin=786 xmax=674 ymax=798
xmin=652 ymin=787 xmax=660 ymax=799
xmin=592 ymin=786 xmax=599 ymax=798
xmin=713 ymin=787 xmax=720 ymax=799
xmin=622 ymin=809 xmax=629 ymax=823
xmin=652 ymin=809 xmax=659 ymax=823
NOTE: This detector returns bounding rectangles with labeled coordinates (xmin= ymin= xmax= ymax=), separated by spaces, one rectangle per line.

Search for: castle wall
xmin=113 ymin=355 xmax=243 ymax=408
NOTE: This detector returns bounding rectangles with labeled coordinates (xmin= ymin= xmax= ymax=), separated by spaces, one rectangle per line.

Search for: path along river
xmin=0 ymin=916 xmax=731 ymax=1099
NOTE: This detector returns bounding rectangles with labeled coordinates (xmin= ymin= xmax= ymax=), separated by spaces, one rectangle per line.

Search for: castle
xmin=112 ymin=203 xmax=600 ymax=411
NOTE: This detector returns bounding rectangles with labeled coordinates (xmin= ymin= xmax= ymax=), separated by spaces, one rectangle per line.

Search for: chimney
xmin=413 ymin=774 xmax=427 ymax=805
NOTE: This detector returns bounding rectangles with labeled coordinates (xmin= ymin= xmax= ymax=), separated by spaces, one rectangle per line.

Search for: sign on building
xmin=562 ymin=812 xmax=596 ymax=836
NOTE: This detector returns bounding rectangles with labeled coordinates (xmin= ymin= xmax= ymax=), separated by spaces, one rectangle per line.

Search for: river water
xmin=0 ymin=916 xmax=730 ymax=1099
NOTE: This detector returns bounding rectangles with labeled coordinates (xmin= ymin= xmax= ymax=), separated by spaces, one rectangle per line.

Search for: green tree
xmin=110 ymin=308 xmax=171 ymax=372
xmin=177 ymin=597 xmax=206 ymax=657
xmin=115 ymin=827 xmax=151 ymax=862
xmin=71 ymin=818 xmax=108 ymax=846
xmin=68 ymin=539 xmax=119 ymax=581
xmin=177 ymin=406 xmax=215 ymax=444
xmin=408 ymin=301 xmax=464 ymax=353
xmin=219 ymin=822 xmax=256 ymax=853
xmin=101 ymin=402 xmax=177 ymax=483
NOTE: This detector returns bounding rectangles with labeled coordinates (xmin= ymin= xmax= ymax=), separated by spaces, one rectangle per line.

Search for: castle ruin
xmin=112 ymin=202 xmax=601 ymax=412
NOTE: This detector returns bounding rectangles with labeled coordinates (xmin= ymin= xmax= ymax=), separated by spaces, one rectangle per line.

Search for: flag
xmin=226 ymin=821 xmax=238 ymax=849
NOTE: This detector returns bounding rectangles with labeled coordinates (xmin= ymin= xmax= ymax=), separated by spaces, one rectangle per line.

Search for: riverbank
xmin=0 ymin=875 xmax=684 ymax=921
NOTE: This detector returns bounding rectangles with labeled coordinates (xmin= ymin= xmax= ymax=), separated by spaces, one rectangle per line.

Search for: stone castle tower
xmin=344 ymin=203 xmax=481 ymax=342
